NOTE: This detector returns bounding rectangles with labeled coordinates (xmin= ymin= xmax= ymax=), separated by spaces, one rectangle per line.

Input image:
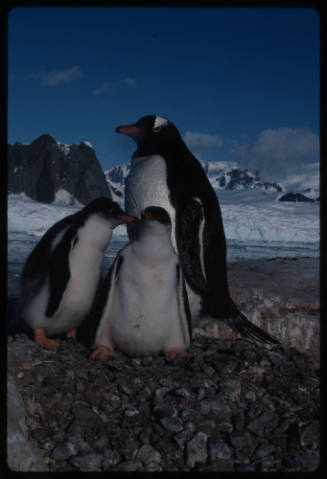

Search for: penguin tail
xmin=228 ymin=310 xmax=281 ymax=345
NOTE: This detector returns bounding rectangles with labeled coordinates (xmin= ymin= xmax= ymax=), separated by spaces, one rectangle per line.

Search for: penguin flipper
xmin=228 ymin=310 xmax=281 ymax=345
xmin=45 ymin=231 xmax=76 ymax=317
xmin=176 ymin=199 xmax=207 ymax=294
xmin=91 ymin=254 xmax=124 ymax=348
xmin=176 ymin=264 xmax=192 ymax=343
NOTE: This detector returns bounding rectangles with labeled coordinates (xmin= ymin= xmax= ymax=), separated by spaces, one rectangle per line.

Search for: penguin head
xmin=116 ymin=115 xmax=182 ymax=153
xmin=82 ymin=197 xmax=138 ymax=226
xmin=140 ymin=206 xmax=171 ymax=235
xmin=141 ymin=206 xmax=171 ymax=224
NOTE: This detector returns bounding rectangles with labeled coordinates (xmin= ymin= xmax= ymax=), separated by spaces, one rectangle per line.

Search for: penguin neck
xmin=134 ymin=224 xmax=174 ymax=259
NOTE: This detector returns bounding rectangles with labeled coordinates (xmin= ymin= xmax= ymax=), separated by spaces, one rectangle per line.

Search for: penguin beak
xmin=116 ymin=123 xmax=144 ymax=136
xmin=143 ymin=212 xmax=155 ymax=221
xmin=118 ymin=215 xmax=139 ymax=223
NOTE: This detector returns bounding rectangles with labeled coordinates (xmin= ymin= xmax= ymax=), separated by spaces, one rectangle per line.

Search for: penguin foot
xmin=66 ymin=329 xmax=77 ymax=339
xmin=34 ymin=328 xmax=60 ymax=350
xmin=165 ymin=348 xmax=187 ymax=361
xmin=90 ymin=346 xmax=114 ymax=360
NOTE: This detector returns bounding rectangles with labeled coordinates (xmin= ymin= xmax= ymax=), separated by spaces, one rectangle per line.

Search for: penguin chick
xmin=91 ymin=206 xmax=192 ymax=360
xmin=20 ymin=197 xmax=137 ymax=350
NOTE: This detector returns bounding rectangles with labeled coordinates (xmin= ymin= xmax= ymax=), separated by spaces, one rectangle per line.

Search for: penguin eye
xmin=153 ymin=126 xmax=161 ymax=133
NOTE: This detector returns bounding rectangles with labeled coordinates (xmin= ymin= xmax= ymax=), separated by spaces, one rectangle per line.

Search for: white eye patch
xmin=153 ymin=116 xmax=168 ymax=131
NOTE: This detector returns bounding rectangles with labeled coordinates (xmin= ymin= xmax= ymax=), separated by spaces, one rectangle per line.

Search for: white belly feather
xmin=125 ymin=154 xmax=177 ymax=251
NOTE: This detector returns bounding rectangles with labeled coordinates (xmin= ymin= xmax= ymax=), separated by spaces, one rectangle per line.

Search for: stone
xmin=69 ymin=453 xmax=104 ymax=471
xmin=51 ymin=442 xmax=77 ymax=461
xmin=137 ymin=445 xmax=161 ymax=465
xmin=220 ymin=379 xmax=241 ymax=402
xmin=229 ymin=433 xmax=252 ymax=451
xmin=300 ymin=421 xmax=319 ymax=449
xmin=253 ymin=442 xmax=275 ymax=458
xmin=208 ymin=397 xmax=232 ymax=417
xmin=208 ymin=436 xmax=232 ymax=460
xmin=7 ymin=374 xmax=48 ymax=471
xmin=160 ymin=417 xmax=184 ymax=433
xmin=114 ymin=460 xmax=143 ymax=471
xmin=186 ymin=432 xmax=208 ymax=468
xmin=153 ymin=404 xmax=176 ymax=418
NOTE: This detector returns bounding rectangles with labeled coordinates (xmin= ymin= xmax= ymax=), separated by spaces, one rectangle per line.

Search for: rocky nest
xmin=7 ymin=332 xmax=320 ymax=472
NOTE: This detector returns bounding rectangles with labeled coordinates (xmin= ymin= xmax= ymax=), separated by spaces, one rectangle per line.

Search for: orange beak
xmin=116 ymin=125 xmax=144 ymax=135
xmin=118 ymin=215 xmax=138 ymax=223
xmin=144 ymin=212 xmax=155 ymax=221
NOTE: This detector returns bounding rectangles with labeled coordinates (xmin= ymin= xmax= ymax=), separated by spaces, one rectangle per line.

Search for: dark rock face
xmin=8 ymin=135 xmax=112 ymax=205
xmin=278 ymin=193 xmax=315 ymax=203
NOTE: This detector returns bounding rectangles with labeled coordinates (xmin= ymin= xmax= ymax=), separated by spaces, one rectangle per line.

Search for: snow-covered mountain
xmin=8 ymin=135 xmax=112 ymax=205
xmin=105 ymin=159 xmax=319 ymax=205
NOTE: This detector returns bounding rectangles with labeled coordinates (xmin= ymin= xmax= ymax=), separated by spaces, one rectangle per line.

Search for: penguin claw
xmin=66 ymin=329 xmax=77 ymax=339
xmin=90 ymin=346 xmax=114 ymax=360
xmin=165 ymin=348 xmax=187 ymax=361
xmin=34 ymin=328 xmax=60 ymax=350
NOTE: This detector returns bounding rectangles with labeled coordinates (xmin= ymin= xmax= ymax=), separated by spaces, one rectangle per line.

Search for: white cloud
xmin=25 ymin=66 xmax=83 ymax=86
xmin=233 ymin=127 xmax=319 ymax=181
xmin=124 ymin=77 xmax=136 ymax=86
xmin=92 ymin=82 xmax=111 ymax=96
xmin=184 ymin=131 xmax=223 ymax=151
xmin=40 ymin=66 xmax=82 ymax=86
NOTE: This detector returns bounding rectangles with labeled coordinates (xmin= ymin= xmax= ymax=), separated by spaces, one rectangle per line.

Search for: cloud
xmin=25 ymin=66 xmax=83 ymax=86
xmin=184 ymin=131 xmax=223 ymax=152
xmin=232 ymin=127 xmax=319 ymax=181
xmin=124 ymin=77 xmax=136 ymax=86
xmin=92 ymin=82 xmax=111 ymax=96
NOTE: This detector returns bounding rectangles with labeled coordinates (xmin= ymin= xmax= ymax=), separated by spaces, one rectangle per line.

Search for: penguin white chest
xmin=125 ymin=155 xmax=177 ymax=250
xmin=46 ymin=216 xmax=112 ymax=335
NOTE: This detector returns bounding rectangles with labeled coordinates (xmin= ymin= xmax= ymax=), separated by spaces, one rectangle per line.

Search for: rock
xmin=8 ymin=135 xmax=112 ymax=204
xmin=278 ymin=192 xmax=314 ymax=203
xmin=7 ymin=374 xmax=48 ymax=471
xmin=69 ymin=453 xmax=104 ymax=471
xmin=160 ymin=417 xmax=184 ymax=433
xmin=220 ymin=379 xmax=241 ymax=402
xmin=208 ymin=436 xmax=232 ymax=460
xmin=299 ymin=421 xmax=319 ymax=449
xmin=114 ymin=460 xmax=143 ymax=471
xmin=186 ymin=432 xmax=208 ymax=468
xmin=137 ymin=445 xmax=161 ymax=465
xmin=6 ymin=332 xmax=320 ymax=472
xmin=153 ymin=405 xmax=176 ymax=418
xmin=253 ymin=442 xmax=275 ymax=459
xmin=51 ymin=442 xmax=77 ymax=461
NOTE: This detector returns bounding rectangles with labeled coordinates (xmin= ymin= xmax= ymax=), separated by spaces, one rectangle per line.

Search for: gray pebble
xmin=160 ymin=417 xmax=184 ymax=433
xmin=208 ymin=436 xmax=232 ymax=460
xmin=186 ymin=432 xmax=208 ymax=468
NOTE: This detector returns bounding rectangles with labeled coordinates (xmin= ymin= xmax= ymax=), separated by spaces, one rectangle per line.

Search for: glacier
xmin=8 ymin=188 xmax=319 ymax=270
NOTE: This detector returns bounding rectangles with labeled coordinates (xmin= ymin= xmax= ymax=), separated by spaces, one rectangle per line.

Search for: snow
xmin=8 ymin=195 xmax=129 ymax=240
xmin=57 ymin=142 xmax=70 ymax=155
xmin=83 ymin=141 xmax=94 ymax=149
xmin=53 ymin=189 xmax=82 ymax=206
xmin=8 ymin=189 xmax=319 ymax=264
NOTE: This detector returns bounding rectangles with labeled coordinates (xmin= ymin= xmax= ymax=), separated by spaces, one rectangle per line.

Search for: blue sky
xmin=8 ymin=6 xmax=320 ymax=178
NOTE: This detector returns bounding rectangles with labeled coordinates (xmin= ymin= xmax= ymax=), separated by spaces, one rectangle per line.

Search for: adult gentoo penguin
xmin=20 ymin=197 xmax=137 ymax=350
xmin=116 ymin=115 xmax=280 ymax=344
xmin=91 ymin=206 xmax=192 ymax=360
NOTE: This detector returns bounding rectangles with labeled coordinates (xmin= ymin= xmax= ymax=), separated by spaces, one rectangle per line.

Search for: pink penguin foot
xmin=34 ymin=328 xmax=60 ymax=350
xmin=90 ymin=346 xmax=114 ymax=360
xmin=165 ymin=348 xmax=187 ymax=361
xmin=66 ymin=329 xmax=77 ymax=339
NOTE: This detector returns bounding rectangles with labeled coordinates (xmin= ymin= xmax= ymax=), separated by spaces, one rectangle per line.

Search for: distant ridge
xmin=8 ymin=134 xmax=113 ymax=205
